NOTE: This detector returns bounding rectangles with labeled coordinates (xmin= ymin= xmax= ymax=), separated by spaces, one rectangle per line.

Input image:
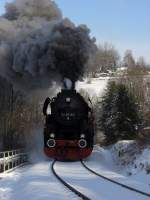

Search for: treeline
xmin=87 ymin=43 xmax=150 ymax=76
xmin=0 ymin=77 xmax=42 ymax=151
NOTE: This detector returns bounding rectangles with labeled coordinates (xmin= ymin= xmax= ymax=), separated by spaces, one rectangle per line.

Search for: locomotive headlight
xmin=80 ymin=134 xmax=85 ymax=139
xmin=47 ymin=139 xmax=56 ymax=148
xmin=78 ymin=139 xmax=87 ymax=148
xmin=66 ymin=97 xmax=71 ymax=103
xmin=50 ymin=133 xmax=55 ymax=138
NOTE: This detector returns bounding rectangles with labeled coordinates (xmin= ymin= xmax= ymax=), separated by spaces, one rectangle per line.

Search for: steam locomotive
xmin=43 ymin=82 xmax=94 ymax=161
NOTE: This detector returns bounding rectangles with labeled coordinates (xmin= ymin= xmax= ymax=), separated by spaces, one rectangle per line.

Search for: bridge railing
xmin=0 ymin=149 xmax=28 ymax=173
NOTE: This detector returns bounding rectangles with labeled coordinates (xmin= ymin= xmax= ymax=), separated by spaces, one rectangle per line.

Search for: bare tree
xmin=123 ymin=50 xmax=135 ymax=68
xmin=0 ymin=76 xmax=43 ymax=150
xmin=86 ymin=43 xmax=120 ymax=77
xmin=0 ymin=77 xmax=13 ymax=150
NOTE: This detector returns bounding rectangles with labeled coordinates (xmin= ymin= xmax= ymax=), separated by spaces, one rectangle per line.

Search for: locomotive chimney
xmin=63 ymin=78 xmax=75 ymax=90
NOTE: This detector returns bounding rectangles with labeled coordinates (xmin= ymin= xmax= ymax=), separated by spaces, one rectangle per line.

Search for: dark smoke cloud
xmin=51 ymin=24 xmax=96 ymax=83
xmin=0 ymin=0 xmax=96 ymax=92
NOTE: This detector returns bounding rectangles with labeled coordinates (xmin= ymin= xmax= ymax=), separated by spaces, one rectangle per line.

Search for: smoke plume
xmin=0 ymin=0 xmax=96 ymax=91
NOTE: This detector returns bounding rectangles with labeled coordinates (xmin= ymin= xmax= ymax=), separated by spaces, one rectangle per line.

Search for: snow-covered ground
xmin=0 ymin=146 xmax=150 ymax=200
xmin=85 ymin=145 xmax=150 ymax=198
xmin=56 ymin=146 xmax=150 ymax=200
xmin=0 ymin=161 xmax=79 ymax=200
xmin=0 ymin=78 xmax=150 ymax=200
xmin=76 ymin=77 xmax=108 ymax=98
xmin=110 ymin=141 xmax=150 ymax=185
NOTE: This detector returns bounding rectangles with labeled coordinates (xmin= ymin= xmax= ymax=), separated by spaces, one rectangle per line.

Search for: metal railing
xmin=0 ymin=149 xmax=28 ymax=173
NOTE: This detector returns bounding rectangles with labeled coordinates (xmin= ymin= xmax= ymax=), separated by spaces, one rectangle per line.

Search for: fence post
xmin=3 ymin=152 xmax=5 ymax=172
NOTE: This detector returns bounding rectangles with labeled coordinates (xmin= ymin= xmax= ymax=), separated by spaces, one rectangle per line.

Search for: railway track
xmin=52 ymin=160 xmax=150 ymax=199
xmin=81 ymin=160 xmax=150 ymax=198
xmin=51 ymin=160 xmax=91 ymax=200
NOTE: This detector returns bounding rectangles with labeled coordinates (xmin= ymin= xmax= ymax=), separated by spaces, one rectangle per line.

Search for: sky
xmin=0 ymin=0 xmax=149 ymax=63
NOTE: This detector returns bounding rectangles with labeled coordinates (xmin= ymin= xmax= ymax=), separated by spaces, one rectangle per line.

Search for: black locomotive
xmin=43 ymin=87 xmax=94 ymax=161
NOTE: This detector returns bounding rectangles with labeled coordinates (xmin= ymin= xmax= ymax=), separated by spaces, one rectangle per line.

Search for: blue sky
xmin=0 ymin=0 xmax=149 ymax=62
xmin=55 ymin=0 xmax=150 ymax=62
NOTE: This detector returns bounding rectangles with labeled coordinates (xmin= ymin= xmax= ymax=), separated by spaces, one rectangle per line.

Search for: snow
xmin=55 ymin=158 xmax=150 ymax=200
xmin=110 ymin=141 xmax=150 ymax=182
xmin=84 ymin=146 xmax=150 ymax=198
xmin=0 ymin=162 xmax=78 ymax=200
xmin=76 ymin=77 xmax=108 ymax=98
xmin=0 ymin=146 xmax=149 ymax=200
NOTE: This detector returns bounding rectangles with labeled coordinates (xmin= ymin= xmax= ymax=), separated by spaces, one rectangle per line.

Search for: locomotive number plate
xmin=61 ymin=113 xmax=75 ymax=117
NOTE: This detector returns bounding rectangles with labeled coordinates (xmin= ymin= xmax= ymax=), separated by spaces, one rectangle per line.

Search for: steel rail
xmin=51 ymin=160 xmax=91 ymax=200
xmin=81 ymin=160 xmax=150 ymax=198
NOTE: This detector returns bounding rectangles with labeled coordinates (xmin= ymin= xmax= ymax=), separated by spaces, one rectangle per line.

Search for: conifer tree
xmin=99 ymin=82 xmax=142 ymax=143
xmin=111 ymin=84 xmax=141 ymax=140
xmin=99 ymin=81 xmax=117 ymax=141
